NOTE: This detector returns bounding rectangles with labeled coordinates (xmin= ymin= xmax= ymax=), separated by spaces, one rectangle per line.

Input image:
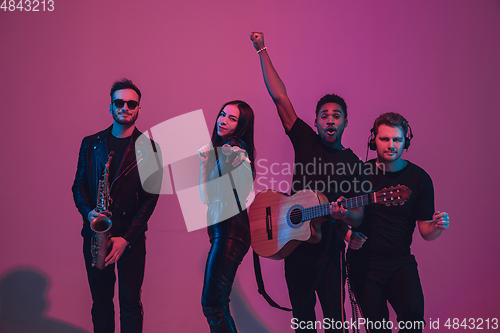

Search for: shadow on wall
xmin=231 ymin=281 xmax=273 ymax=333
xmin=0 ymin=268 xmax=88 ymax=333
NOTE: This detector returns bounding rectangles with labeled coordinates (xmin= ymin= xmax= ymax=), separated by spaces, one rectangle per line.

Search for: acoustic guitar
xmin=248 ymin=186 xmax=411 ymax=259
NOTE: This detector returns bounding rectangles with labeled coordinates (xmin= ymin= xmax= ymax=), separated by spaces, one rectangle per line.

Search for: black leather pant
xmin=201 ymin=237 xmax=249 ymax=333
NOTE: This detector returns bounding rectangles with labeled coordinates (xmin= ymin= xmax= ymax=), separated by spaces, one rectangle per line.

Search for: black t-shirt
xmin=107 ymin=134 xmax=131 ymax=181
xmin=287 ymin=118 xmax=365 ymax=254
xmin=349 ymin=159 xmax=435 ymax=259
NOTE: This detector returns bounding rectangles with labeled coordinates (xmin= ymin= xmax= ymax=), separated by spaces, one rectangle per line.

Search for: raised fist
xmin=250 ymin=32 xmax=265 ymax=51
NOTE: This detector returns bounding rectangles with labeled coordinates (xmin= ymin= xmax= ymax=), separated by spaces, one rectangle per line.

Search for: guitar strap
xmin=253 ymin=250 xmax=292 ymax=311
xmin=219 ymin=145 xmax=291 ymax=310
xmin=252 ymin=220 xmax=344 ymax=314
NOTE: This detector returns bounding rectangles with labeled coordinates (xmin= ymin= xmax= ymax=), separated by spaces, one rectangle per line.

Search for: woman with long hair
xmin=198 ymin=100 xmax=255 ymax=332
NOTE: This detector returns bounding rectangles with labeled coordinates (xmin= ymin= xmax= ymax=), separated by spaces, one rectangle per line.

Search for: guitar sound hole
xmin=289 ymin=208 xmax=303 ymax=225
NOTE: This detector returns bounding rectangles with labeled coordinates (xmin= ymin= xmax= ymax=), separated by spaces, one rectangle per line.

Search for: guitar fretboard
xmin=300 ymin=193 xmax=373 ymax=221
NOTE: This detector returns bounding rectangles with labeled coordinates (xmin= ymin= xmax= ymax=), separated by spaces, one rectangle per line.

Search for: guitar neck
xmin=302 ymin=192 xmax=375 ymax=221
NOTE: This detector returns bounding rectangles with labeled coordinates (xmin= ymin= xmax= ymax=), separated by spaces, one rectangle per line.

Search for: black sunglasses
xmin=113 ymin=99 xmax=139 ymax=109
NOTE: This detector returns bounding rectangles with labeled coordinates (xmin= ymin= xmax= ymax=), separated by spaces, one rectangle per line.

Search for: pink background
xmin=1 ymin=0 xmax=499 ymax=332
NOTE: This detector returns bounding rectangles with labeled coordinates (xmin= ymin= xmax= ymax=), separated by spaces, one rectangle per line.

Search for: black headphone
xmin=367 ymin=122 xmax=413 ymax=151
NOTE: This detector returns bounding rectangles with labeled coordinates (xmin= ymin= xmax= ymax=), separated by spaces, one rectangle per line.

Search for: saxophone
xmin=91 ymin=152 xmax=114 ymax=270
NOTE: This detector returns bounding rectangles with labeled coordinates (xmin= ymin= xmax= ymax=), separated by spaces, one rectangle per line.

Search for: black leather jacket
xmin=72 ymin=126 xmax=162 ymax=245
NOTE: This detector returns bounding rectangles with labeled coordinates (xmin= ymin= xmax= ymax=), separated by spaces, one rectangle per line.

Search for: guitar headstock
xmin=374 ymin=185 xmax=411 ymax=206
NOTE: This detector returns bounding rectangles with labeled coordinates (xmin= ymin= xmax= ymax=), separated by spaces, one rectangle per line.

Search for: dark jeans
xmin=83 ymin=235 xmax=146 ymax=333
xmin=201 ymin=237 xmax=249 ymax=333
xmin=284 ymin=236 xmax=347 ymax=333
xmin=348 ymin=256 xmax=425 ymax=333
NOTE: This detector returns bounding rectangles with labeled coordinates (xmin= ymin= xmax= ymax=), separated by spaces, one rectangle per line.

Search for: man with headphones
xmin=346 ymin=112 xmax=450 ymax=332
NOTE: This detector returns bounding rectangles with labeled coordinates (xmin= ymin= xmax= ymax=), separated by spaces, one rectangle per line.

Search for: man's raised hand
xmin=250 ymin=32 xmax=265 ymax=51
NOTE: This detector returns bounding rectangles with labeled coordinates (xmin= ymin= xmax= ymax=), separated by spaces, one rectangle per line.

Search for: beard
xmin=377 ymin=149 xmax=403 ymax=164
xmin=112 ymin=110 xmax=138 ymax=125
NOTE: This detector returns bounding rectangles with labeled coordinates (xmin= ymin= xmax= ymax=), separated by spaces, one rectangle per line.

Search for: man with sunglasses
xmin=72 ymin=78 xmax=162 ymax=333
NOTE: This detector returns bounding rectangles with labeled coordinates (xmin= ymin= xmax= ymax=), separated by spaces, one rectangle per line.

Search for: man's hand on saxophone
xmin=89 ymin=207 xmax=124 ymax=267
xmin=88 ymin=209 xmax=109 ymax=223
xmin=105 ymin=237 xmax=130 ymax=266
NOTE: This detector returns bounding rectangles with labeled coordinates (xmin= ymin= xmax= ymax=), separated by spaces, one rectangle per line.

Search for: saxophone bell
xmin=91 ymin=214 xmax=112 ymax=270
xmin=91 ymin=214 xmax=112 ymax=233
